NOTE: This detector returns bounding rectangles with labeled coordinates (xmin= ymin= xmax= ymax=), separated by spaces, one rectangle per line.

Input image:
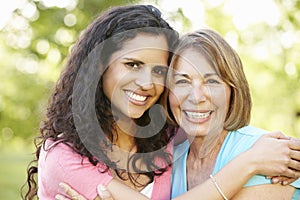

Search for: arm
xmin=231 ymin=184 xmax=295 ymax=200
xmin=175 ymin=131 xmax=300 ymax=200
xmin=56 ymin=180 xmax=149 ymax=200
xmin=173 ymin=150 xmax=257 ymax=200
xmin=60 ymin=132 xmax=300 ymax=200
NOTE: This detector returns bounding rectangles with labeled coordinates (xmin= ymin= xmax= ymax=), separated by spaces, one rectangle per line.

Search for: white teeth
xmin=125 ymin=91 xmax=147 ymax=102
xmin=185 ymin=111 xmax=211 ymax=119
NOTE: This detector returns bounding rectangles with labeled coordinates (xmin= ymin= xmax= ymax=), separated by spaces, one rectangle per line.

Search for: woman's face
xmin=169 ymin=48 xmax=231 ymax=137
xmin=103 ymin=33 xmax=169 ymax=119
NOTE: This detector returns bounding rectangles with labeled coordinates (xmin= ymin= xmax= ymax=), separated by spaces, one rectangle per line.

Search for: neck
xmin=186 ymin=129 xmax=229 ymax=189
xmin=188 ymin=136 xmax=204 ymax=159
xmin=106 ymin=120 xmax=137 ymax=171
xmin=114 ymin=122 xmax=136 ymax=152
xmin=188 ymin=129 xmax=228 ymax=160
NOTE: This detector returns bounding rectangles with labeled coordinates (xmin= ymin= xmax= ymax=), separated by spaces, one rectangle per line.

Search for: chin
xmin=182 ymin=127 xmax=209 ymax=137
xmin=129 ymin=110 xmax=146 ymax=119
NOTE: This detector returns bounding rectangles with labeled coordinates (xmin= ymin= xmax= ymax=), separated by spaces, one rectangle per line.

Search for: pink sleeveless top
xmin=38 ymin=140 xmax=172 ymax=200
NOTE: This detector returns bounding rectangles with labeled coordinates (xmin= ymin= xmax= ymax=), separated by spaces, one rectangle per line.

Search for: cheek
xmin=169 ymin=92 xmax=182 ymax=118
xmin=212 ymin=86 xmax=231 ymax=119
xmin=102 ymin=71 xmax=125 ymax=100
xmin=169 ymin=93 xmax=177 ymax=108
xmin=169 ymin=87 xmax=190 ymax=109
xmin=154 ymin=83 xmax=165 ymax=96
xmin=224 ymin=87 xmax=231 ymax=114
xmin=102 ymin=75 xmax=113 ymax=100
xmin=210 ymin=86 xmax=229 ymax=105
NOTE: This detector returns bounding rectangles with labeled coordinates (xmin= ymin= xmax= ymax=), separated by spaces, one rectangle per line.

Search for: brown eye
xmin=125 ymin=62 xmax=140 ymax=70
xmin=152 ymin=66 xmax=167 ymax=77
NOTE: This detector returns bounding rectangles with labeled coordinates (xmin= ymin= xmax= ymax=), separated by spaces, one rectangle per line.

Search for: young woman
xmin=22 ymin=5 xmax=178 ymax=200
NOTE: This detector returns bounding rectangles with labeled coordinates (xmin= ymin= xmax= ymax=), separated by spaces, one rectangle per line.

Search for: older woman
xmin=169 ymin=29 xmax=300 ymax=199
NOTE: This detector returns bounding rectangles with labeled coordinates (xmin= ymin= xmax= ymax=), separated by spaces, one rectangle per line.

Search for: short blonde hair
xmin=164 ymin=29 xmax=251 ymax=131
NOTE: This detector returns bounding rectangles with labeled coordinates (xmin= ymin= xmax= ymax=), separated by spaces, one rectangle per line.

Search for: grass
xmin=0 ymin=138 xmax=35 ymax=200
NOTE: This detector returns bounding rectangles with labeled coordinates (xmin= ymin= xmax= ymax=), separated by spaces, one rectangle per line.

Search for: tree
xmin=0 ymin=0 xmax=299 ymax=144
xmin=0 ymin=0 xmax=139 ymax=142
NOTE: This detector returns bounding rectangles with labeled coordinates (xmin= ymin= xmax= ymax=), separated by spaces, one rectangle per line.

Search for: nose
xmin=188 ymin=83 xmax=207 ymax=104
xmin=135 ymin=70 xmax=154 ymax=90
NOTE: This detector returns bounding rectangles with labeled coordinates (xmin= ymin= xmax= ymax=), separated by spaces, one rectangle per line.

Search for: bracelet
xmin=210 ymin=174 xmax=228 ymax=200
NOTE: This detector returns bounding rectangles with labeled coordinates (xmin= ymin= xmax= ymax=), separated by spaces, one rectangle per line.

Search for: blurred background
xmin=0 ymin=0 xmax=299 ymax=199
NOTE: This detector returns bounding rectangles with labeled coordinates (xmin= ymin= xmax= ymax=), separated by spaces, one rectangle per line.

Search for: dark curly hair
xmin=21 ymin=4 xmax=178 ymax=199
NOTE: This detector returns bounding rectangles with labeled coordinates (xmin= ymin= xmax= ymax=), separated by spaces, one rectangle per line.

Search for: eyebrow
xmin=122 ymin=57 xmax=145 ymax=65
xmin=203 ymin=73 xmax=218 ymax=78
xmin=123 ymin=57 xmax=168 ymax=68
xmin=173 ymin=72 xmax=218 ymax=78
xmin=173 ymin=73 xmax=189 ymax=79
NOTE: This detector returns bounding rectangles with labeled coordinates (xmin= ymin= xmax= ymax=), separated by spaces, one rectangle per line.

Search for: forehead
xmin=172 ymin=48 xmax=215 ymax=75
xmin=109 ymin=33 xmax=169 ymax=65
xmin=123 ymin=33 xmax=168 ymax=50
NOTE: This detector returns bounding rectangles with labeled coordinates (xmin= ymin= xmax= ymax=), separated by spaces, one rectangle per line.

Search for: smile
xmin=124 ymin=90 xmax=148 ymax=102
xmin=184 ymin=110 xmax=212 ymax=119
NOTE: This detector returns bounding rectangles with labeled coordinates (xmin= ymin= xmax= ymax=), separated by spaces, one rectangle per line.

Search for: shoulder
xmin=224 ymin=126 xmax=268 ymax=147
xmin=38 ymin=140 xmax=98 ymax=180
xmin=213 ymin=126 xmax=268 ymax=174
xmin=38 ymin=140 xmax=113 ymax=199
xmin=39 ymin=140 xmax=85 ymax=169
xmin=230 ymin=125 xmax=269 ymax=138
xmin=39 ymin=139 xmax=110 ymax=175
xmin=225 ymin=125 xmax=269 ymax=151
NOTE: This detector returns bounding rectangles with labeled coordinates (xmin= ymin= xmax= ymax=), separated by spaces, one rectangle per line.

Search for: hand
xmin=55 ymin=182 xmax=114 ymax=200
xmin=269 ymin=176 xmax=298 ymax=185
xmin=96 ymin=184 xmax=114 ymax=200
xmin=55 ymin=182 xmax=87 ymax=200
xmin=248 ymin=131 xmax=300 ymax=179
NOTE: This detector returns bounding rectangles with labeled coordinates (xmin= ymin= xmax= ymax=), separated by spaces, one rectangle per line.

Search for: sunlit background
xmin=0 ymin=0 xmax=299 ymax=199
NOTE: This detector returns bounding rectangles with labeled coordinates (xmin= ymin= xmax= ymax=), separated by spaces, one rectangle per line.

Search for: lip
xmin=124 ymin=90 xmax=151 ymax=106
xmin=183 ymin=109 xmax=213 ymax=123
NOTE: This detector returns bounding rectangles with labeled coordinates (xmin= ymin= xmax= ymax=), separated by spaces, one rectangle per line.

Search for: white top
xmin=140 ymin=182 xmax=154 ymax=198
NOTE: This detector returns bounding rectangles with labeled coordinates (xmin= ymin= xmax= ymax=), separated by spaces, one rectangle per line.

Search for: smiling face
xmin=103 ymin=33 xmax=169 ymax=120
xmin=169 ymin=48 xmax=231 ymax=137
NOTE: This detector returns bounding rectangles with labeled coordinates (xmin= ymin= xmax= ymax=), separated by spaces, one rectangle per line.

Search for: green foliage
xmin=0 ymin=1 xmax=139 ymax=198
xmin=0 ymin=0 xmax=299 ymax=148
xmin=0 ymin=0 xmax=299 ymax=144
xmin=0 ymin=139 xmax=34 ymax=200
xmin=0 ymin=0 xmax=139 ymax=143
xmin=201 ymin=1 xmax=300 ymax=137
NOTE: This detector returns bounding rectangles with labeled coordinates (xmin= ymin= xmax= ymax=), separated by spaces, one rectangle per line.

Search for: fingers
xmin=287 ymin=139 xmax=300 ymax=172
xmin=288 ymin=137 xmax=300 ymax=150
xmin=56 ymin=194 xmax=70 ymax=200
xmin=56 ymin=182 xmax=113 ymax=200
xmin=289 ymin=151 xmax=300 ymax=171
xmin=271 ymin=176 xmax=298 ymax=185
xmin=97 ymin=184 xmax=114 ymax=200
xmin=58 ymin=182 xmax=87 ymax=200
xmin=265 ymin=131 xmax=289 ymax=140
xmin=271 ymin=176 xmax=286 ymax=184
xmin=281 ymin=178 xmax=298 ymax=185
